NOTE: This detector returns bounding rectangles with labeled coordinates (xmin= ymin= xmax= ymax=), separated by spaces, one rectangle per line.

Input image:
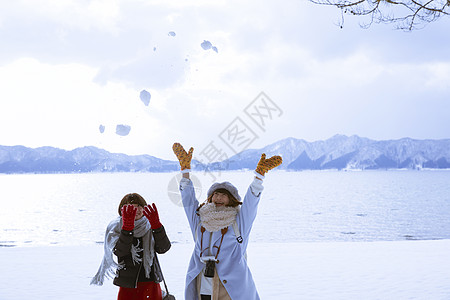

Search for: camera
xmin=204 ymin=260 xmax=216 ymax=278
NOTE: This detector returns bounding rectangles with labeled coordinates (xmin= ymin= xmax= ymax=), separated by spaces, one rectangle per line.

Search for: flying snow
xmin=99 ymin=125 xmax=105 ymax=133
xmin=140 ymin=90 xmax=151 ymax=106
xmin=116 ymin=124 xmax=131 ymax=136
xmin=201 ymin=40 xmax=218 ymax=53
xmin=168 ymin=31 xmax=176 ymax=37
xmin=201 ymin=40 xmax=212 ymax=50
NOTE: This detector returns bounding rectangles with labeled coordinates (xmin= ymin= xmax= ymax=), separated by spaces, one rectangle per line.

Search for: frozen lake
xmin=1 ymin=170 xmax=450 ymax=247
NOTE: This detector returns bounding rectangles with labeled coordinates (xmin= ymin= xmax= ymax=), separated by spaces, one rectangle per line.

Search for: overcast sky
xmin=1 ymin=0 xmax=449 ymax=160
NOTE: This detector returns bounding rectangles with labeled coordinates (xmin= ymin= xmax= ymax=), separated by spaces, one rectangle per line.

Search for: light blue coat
xmin=180 ymin=177 xmax=264 ymax=300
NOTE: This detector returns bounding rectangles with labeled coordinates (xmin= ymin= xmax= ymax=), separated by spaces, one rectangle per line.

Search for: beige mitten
xmin=255 ymin=153 xmax=282 ymax=178
xmin=172 ymin=143 xmax=194 ymax=172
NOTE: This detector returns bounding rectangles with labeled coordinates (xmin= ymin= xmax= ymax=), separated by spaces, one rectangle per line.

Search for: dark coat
xmin=113 ymin=225 xmax=171 ymax=288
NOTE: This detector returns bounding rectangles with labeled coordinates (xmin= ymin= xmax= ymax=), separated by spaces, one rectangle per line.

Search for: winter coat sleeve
xmin=238 ymin=178 xmax=264 ymax=250
xmin=152 ymin=225 xmax=171 ymax=254
xmin=113 ymin=229 xmax=134 ymax=258
xmin=179 ymin=177 xmax=200 ymax=237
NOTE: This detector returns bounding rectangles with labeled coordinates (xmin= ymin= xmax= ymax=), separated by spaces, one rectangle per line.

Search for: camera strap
xmin=214 ymin=227 xmax=228 ymax=260
xmin=199 ymin=226 xmax=228 ymax=261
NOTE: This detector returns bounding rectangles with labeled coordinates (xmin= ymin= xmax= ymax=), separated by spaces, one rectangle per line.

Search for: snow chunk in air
xmin=201 ymin=40 xmax=212 ymax=50
xmin=99 ymin=125 xmax=105 ymax=133
xmin=140 ymin=90 xmax=151 ymax=106
xmin=201 ymin=40 xmax=218 ymax=53
xmin=116 ymin=124 xmax=131 ymax=136
xmin=168 ymin=31 xmax=176 ymax=37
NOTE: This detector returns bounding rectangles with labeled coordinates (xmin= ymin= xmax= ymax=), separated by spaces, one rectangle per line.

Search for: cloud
xmin=0 ymin=58 xmax=150 ymax=149
xmin=3 ymin=0 xmax=450 ymax=86
xmin=1 ymin=0 xmax=450 ymax=159
xmin=424 ymin=62 xmax=450 ymax=89
xmin=5 ymin=0 xmax=121 ymax=32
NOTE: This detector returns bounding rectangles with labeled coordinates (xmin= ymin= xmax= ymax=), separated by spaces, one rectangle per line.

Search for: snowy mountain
xmin=216 ymin=135 xmax=450 ymax=171
xmin=0 ymin=145 xmax=178 ymax=173
xmin=1 ymin=135 xmax=450 ymax=173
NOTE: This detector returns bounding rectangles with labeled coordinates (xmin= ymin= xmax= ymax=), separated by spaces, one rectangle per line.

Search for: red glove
xmin=121 ymin=204 xmax=137 ymax=231
xmin=143 ymin=203 xmax=162 ymax=229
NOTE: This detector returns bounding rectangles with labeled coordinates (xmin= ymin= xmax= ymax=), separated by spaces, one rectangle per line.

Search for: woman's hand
xmin=143 ymin=203 xmax=162 ymax=229
xmin=121 ymin=204 xmax=137 ymax=231
xmin=172 ymin=143 xmax=193 ymax=172
xmin=255 ymin=153 xmax=282 ymax=178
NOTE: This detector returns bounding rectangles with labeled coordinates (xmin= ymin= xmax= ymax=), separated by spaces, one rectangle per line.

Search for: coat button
xmin=223 ymin=280 xmax=227 ymax=284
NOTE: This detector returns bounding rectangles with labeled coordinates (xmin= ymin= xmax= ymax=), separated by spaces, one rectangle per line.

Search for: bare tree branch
xmin=309 ymin=0 xmax=450 ymax=30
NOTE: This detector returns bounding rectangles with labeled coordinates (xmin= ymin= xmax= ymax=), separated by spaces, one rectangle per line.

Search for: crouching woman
xmin=91 ymin=193 xmax=171 ymax=300
xmin=172 ymin=143 xmax=282 ymax=300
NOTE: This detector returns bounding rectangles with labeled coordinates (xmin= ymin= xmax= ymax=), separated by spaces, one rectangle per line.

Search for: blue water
xmin=1 ymin=170 xmax=449 ymax=247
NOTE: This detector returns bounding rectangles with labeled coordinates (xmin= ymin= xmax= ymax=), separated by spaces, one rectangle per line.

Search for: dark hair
xmin=206 ymin=188 xmax=242 ymax=207
xmin=118 ymin=193 xmax=147 ymax=216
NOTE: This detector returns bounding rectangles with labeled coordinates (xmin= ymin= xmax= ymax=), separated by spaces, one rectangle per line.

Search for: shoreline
xmin=2 ymin=236 xmax=450 ymax=248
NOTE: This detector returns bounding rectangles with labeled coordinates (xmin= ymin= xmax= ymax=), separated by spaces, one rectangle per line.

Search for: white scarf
xmin=90 ymin=216 xmax=155 ymax=285
xmin=198 ymin=203 xmax=238 ymax=232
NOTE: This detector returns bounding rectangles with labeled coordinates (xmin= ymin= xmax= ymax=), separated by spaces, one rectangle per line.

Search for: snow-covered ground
xmin=1 ymin=240 xmax=450 ymax=299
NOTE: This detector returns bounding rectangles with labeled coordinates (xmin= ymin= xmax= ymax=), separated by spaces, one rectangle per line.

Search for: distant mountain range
xmin=213 ymin=135 xmax=450 ymax=171
xmin=0 ymin=145 xmax=179 ymax=173
xmin=1 ymin=135 xmax=450 ymax=173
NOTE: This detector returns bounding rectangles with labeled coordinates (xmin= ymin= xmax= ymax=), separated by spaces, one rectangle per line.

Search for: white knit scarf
xmin=198 ymin=203 xmax=239 ymax=232
xmin=90 ymin=216 xmax=155 ymax=285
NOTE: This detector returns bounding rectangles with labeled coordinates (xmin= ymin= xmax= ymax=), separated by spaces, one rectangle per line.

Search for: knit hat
xmin=207 ymin=182 xmax=241 ymax=202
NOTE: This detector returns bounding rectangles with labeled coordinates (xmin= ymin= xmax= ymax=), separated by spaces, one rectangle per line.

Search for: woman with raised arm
xmin=172 ymin=142 xmax=282 ymax=300
xmin=91 ymin=193 xmax=171 ymax=300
